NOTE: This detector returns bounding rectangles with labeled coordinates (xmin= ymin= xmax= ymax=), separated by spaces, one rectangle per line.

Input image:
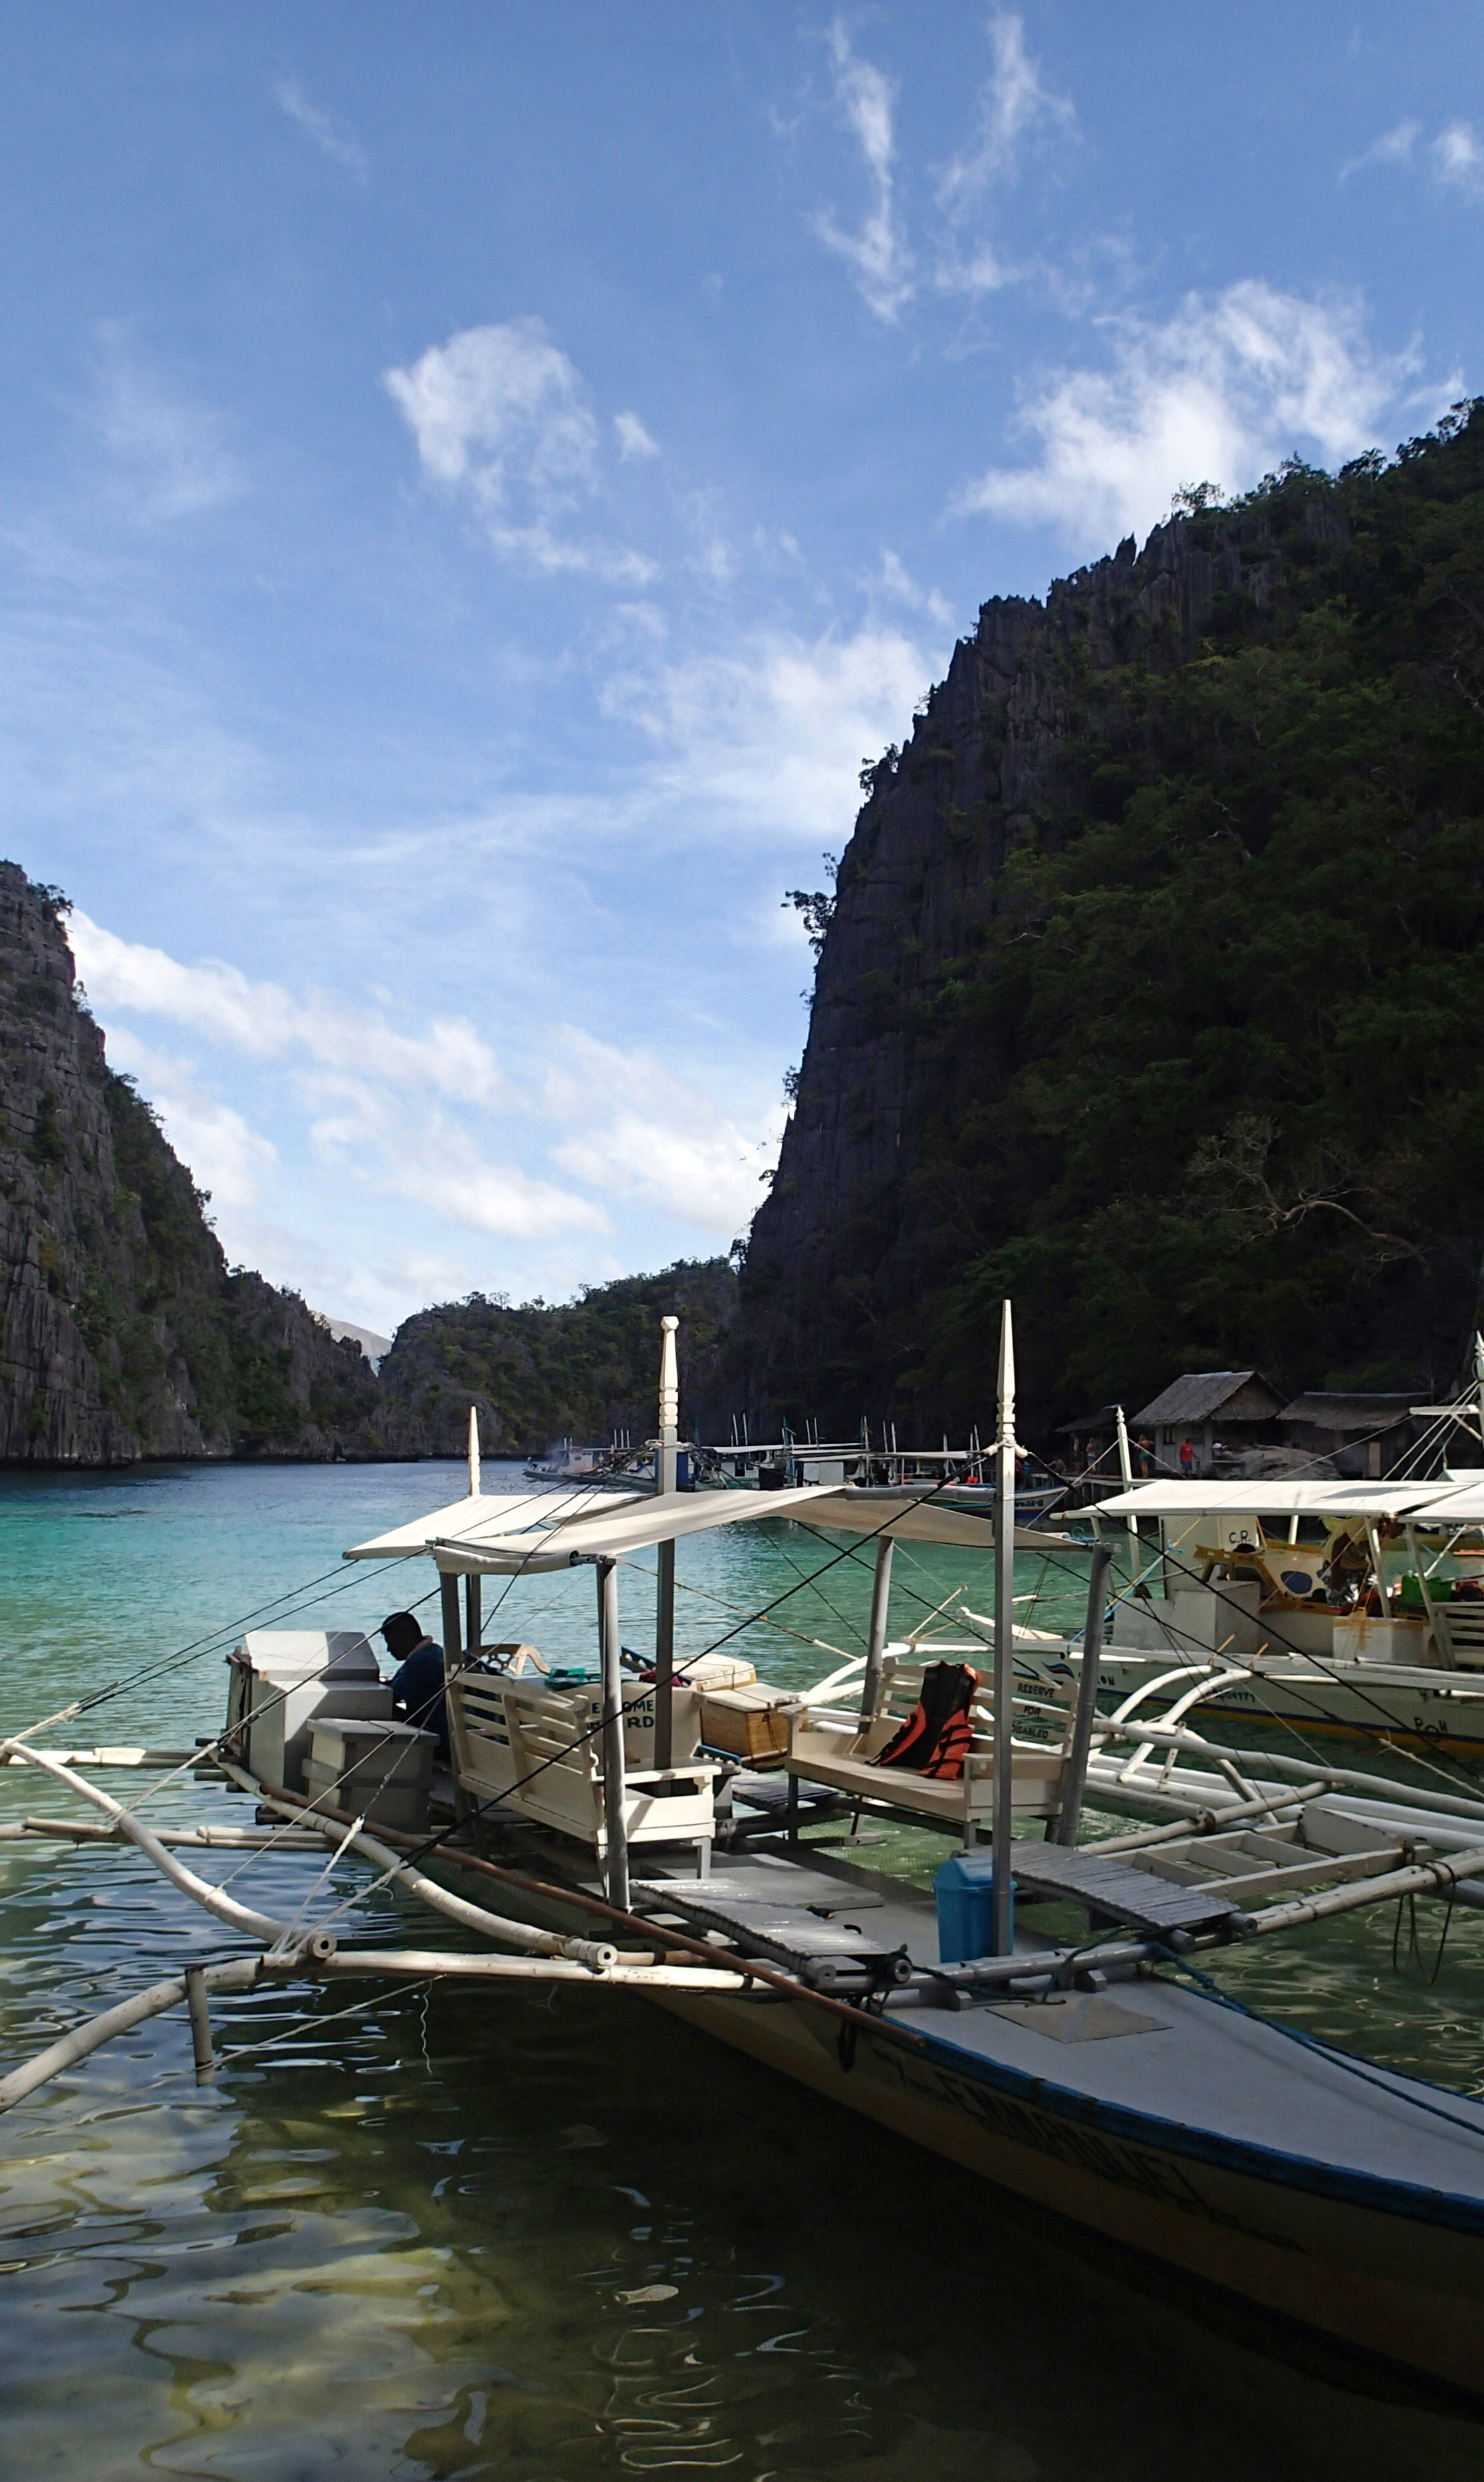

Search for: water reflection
xmin=1 ymin=1464 xmax=1483 ymax=2475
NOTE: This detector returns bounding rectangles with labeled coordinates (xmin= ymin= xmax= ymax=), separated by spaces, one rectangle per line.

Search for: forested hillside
xmin=378 ymin=1259 xmax=737 ymax=1458
xmin=737 ymin=407 xmax=1484 ymax=1438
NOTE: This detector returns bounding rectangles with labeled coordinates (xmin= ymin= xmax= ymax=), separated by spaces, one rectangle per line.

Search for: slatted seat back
xmin=1441 ymin=1602 xmax=1484 ymax=1668
xmin=448 ymin=1670 xmax=716 ymax=1860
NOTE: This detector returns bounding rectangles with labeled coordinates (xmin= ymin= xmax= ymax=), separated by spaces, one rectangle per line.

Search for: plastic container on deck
xmin=935 ymin=1850 xmax=1015 ymax=1962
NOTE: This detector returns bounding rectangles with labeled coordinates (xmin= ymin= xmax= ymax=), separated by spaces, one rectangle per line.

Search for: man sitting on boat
xmin=379 ymin=1610 xmax=449 ymax=1755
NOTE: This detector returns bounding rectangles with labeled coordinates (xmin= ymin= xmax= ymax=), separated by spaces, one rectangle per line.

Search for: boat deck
xmin=626 ymin=1837 xmax=1484 ymax=2218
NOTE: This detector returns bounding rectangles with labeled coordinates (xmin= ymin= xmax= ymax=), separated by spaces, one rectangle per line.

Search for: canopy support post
xmin=1056 ymin=1541 xmax=1113 ymax=1847
xmin=598 ymin=1557 xmax=630 ymax=1911
xmin=464 ymin=1574 xmax=482 ymax=1665
xmin=858 ymin=1537 xmax=895 ymax=1731
xmin=1406 ymin=1523 xmax=1453 ymax=1668
xmin=439 ymin=1573 xmax=462 ymax=1675
xmin=991 ymin=1301 xmax=1017 ymax=1955
xmin=654 ymin=1316 xmax=680 ymax=1771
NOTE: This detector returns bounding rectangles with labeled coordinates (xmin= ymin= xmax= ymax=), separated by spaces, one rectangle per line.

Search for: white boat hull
xmin=1044 ymin=1641 xmax=1484 ymax=1758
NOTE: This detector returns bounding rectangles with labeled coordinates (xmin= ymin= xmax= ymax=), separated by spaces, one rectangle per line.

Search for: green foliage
xmin=381 ymin=1260 xmax=738 ymax=1454
xmin=922 ymin=414 xmax=1484 ymax=1420
xmin=752 ymin=407 xmax=1484 ymax=1435
xmin=27 ymin=1090 xmax=66 ymax=1168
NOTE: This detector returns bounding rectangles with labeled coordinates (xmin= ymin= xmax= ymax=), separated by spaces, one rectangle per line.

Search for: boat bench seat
xmin=450 ymin=1672 xmax=717 ymax=1862
xmin=783 ymin=1652 xmax=1073 ymax=1830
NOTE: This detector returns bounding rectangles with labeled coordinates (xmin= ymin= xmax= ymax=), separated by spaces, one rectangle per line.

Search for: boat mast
xmin=1114 ymin=1403 xmax=1142 ymax=1588
xmin=465 ymin=1407 xmax=483 ymax=1658
xmin=597 ymin=1556 xmax=629 ymax=1910
xmin=654 ymin=1316 xmax=679 ymax=1770
xmin=991 ymin=1299 xmax=1016 ymax=1953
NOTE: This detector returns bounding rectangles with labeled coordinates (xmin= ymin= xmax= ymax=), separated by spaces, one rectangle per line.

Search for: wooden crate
xmin=698 ymin=1686 xmax=795 ymax=1762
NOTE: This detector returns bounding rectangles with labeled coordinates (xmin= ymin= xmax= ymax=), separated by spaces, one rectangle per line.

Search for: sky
xmin=1 ymin=4 xmax=1480 ymax=1338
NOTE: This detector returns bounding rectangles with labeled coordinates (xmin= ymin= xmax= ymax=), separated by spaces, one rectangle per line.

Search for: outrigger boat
xmin=9 ymin=1311 xmax=1484 ymax=2399
xmin=1027 ymin=1471 xmax=1484 ymax=1759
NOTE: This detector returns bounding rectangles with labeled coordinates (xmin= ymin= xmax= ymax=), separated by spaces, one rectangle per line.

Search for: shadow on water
xmin=2 ymin=1963 xmax=1482 ymax=2482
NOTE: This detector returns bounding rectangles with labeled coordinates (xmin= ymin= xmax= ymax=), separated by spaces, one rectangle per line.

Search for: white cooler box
xmin=226 ymin=1630 xmax=391 ymax=1791
xmin=305 ymin=1715 xmax=437 ymax=1834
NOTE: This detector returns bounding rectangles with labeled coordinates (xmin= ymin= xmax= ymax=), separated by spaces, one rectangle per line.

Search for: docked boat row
xmin=9 ymin=1310 xmax=1484 ymax=2399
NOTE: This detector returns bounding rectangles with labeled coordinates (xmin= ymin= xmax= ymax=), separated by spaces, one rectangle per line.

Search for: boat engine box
xmin=305 ymin=1715 xmax=436 ymax=1833
xmin=227 ymin=1631 xmax=390 ymax=1791
xmin=935 ymin=1850 xmax=1015 ymax=1963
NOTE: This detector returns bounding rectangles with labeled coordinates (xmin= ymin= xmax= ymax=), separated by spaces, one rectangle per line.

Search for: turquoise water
xmin=1 ymin=1461 xmax=1483 ymax=2479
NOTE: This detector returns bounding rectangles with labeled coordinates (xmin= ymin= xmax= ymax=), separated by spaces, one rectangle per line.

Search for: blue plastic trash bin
xmin=935 ymin=1849 xmax=1015 ymax=1962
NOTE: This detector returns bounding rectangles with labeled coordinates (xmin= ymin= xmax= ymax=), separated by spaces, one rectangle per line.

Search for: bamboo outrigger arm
xmin=1 ymin=1737 xmax=289 ymax=1943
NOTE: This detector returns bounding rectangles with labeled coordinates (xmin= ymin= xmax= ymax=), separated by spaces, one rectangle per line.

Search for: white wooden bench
xmin=449 ymin=1670 xmax=718 ymax=1866
xmin=785 ymin=1648 xmax=1073 ymax=1839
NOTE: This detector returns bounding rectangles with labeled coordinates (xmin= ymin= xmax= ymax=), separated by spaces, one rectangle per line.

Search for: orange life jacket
xmin=873 ymin=1662 xmax=979 ymax=1782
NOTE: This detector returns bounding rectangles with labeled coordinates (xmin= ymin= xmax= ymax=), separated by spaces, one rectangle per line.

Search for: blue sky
xmin=2 ymin=3 xmax=1479 ymax=1336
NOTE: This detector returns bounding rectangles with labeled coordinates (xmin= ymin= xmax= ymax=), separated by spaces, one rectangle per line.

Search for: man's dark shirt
xmin=390 ymin=1636 xmax=448 ymax=1755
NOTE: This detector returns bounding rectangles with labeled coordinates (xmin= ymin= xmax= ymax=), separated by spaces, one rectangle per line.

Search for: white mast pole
xmin=463 ymin=1408 xmax=484 ymax=1660
xmin=1115 ymin=1402 xmax=1142 ymax=1588
xmin=598 ymin=1557 xmax=630 ymax=1910
xmin=655 ymin=1316 xmax=680 ymax=1769
xmin=991 ymin=1299 xmax=1017 ymax=1954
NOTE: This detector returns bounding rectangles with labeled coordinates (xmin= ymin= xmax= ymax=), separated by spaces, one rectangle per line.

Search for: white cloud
xmin=1342 ymin=114 xmax=1484 ymax=201
xmin=384 ymin=319 xmax=654 ymax=580
xmin=602 ymin=620 xmax=935 ymax=844
xmin=90 ymin=333 xmax=241 ymax=521
xmin=812 ymin=21 xmax=915 ymax=322
xmin=102 ymin=1027 xmax=277 ymax=1210
xmin=933 ymin=241 xmax=1018 ymax=300
xmin=614 ymin=410 xmax=660 ymax=459
xmin=937 ymin=13 xmax=1075 ymax=213
xmin=70 ymin=915 xmax=783 ymax=1252
xmin=1340 ymin=118 xmax=1420 ymax=180
xmin=955 ymin=281 xmax=1448 ymax=546
xmin=873 ymin=549 xmax=952 ymax=630
xmin=545 ymin=1029 xmax=781 ymax=1232
xmin=275 ymin=77 xmax=368 ymax=175
xmin=309 ymin=1091 xmax=610 ymax=1241
xmin=1433 ymin=120 xmax=1484 ymax=198
xmin=70 ymin=913 xmax=509 ymax=1104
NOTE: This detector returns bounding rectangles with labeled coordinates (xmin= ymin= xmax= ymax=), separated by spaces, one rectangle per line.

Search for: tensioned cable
xmin=49 ymin=1481 xmax=636 ymax=1733
xmin=15 ymin=1481 xmax=630 ymax=1803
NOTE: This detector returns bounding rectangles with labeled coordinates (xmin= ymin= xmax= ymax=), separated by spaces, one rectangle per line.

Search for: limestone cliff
xmin=0 ymin=863 xmax=386 ymax=1463
xmin=737 ymin=416 xmax=1484 ymax=1437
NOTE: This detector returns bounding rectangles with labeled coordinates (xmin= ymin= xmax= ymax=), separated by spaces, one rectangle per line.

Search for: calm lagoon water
xmin=1 ymin=1459 xmax=1483 ymax=2479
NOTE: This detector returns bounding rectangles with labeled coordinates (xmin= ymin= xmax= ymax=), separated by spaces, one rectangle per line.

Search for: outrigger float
xmin=9 ymin=1310 xmax=1484 ymax=2399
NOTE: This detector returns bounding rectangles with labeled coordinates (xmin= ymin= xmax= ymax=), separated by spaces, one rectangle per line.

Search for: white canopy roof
xmin=1396 ymin=1481 xmax=1484 ymax=1527
xmin=1093 ymin=1479 xmax=1474 ymax=1523
xmin=343 ymin=1485 xmax=648 ymax=1561
xmin=348 ymin=1481 xmax=1076 ymax=1575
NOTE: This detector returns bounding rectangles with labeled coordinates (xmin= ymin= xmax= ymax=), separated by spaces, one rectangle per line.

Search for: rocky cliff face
xmin=737 ymin=424 xmax=1484 ymax=1435
xmin=740 ymin=517 xmax=1285 ymax=1420
xmin=0 ymin=863 xmax=387 ymax=1463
